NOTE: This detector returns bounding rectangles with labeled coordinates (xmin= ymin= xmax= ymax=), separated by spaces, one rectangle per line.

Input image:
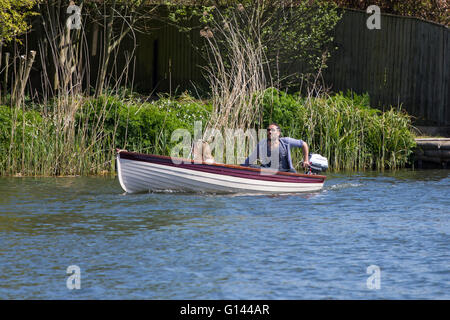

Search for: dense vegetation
xmin=0 ymin=0 xmax=37 ymax=43
xmin=261 ymin=88 xmax=416 ymax=171
xmin=0 ymin=1 xmax=420 ymax=176
xmin=0 ymin=89 xmax=416 ymax=176
xmin=0 ymin=94 xmax=211 ymax=176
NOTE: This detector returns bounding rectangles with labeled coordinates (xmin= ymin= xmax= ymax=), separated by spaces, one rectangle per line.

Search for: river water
xmin=0 ymin=170 xmax=448 ymax=299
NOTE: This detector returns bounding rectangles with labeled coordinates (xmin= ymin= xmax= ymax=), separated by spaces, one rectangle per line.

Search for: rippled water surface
xmin=0 ymin=170 xmax=449 ymax=299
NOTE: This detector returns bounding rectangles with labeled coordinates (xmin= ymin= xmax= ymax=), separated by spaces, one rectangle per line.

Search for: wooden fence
xmin=110 ymin=9 xmax=450 ymax=126
xmin=132 ymin=18 xmax=206 ymax=94
xmin=323 ymin=9 xmax=449 ymax=126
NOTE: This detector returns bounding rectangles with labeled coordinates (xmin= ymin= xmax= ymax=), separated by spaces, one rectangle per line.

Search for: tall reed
xmin=200 ymin=5 xmax=269 ymax=136
xmin=0 ymin=92 xmax=211 ymax=176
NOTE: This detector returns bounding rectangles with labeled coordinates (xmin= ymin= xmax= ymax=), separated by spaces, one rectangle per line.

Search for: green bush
xmin=0 ymin=106 xmax=49 ymax=175
xmin=0 ymin=94 xmax=212 ymax=176
xmin=79 ymin=94 xmax=212 ymax=155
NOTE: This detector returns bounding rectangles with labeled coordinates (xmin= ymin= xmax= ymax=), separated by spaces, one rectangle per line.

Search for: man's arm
xmin=301 ymin=141 xmax=310 ymax=168
xmin=283 ymin=137 xmax=310 ymax=168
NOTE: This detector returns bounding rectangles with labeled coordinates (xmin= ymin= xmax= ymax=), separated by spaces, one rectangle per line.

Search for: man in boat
xmin=242 ymin=123 xmax=310 ymax=173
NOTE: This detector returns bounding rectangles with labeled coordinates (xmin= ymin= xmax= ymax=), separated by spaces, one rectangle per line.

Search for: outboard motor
xmin=308 ymin=153 xmax=328 ymax=174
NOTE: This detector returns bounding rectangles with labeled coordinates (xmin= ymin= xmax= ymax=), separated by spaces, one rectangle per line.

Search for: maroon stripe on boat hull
xmin=119 ymin=152 xmax=325 ymax=184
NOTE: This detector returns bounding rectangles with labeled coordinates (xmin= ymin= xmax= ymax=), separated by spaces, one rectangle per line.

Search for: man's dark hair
xmin=268 ymin=123 xmax=282 ymax=135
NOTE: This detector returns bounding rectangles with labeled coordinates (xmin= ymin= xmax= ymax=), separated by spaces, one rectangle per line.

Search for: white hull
xmin=117 ymin=154 xmax=325 ymax=194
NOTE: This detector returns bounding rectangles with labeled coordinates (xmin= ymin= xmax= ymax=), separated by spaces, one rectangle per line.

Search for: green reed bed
xmin=0 ymin=94 xmax=211 ymax=176
xmin=0 ymin=89 xmax=415 ymax=176
xmin=262 ymin=88 xmax=416 ymax=171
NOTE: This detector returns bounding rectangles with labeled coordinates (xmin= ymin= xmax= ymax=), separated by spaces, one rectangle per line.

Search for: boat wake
xmin=324 ymin=183 xmax=362 ymax=191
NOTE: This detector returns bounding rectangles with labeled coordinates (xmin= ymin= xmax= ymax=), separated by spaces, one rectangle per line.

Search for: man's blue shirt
xmin=243 ymin=137 xmax=304 ymax=172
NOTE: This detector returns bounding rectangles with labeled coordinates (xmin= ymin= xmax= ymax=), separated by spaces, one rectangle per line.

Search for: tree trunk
xmin=3 ymin=52 xmax=9 ymax=103
xmin=11 ymin=51 xmax=37 ymax=107
xmin=95 ymin=0 xmax=116 ymax=97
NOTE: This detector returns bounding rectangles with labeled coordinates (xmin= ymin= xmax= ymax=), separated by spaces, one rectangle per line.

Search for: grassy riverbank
xmin=0 ymin=89 xmax=416 ymax=176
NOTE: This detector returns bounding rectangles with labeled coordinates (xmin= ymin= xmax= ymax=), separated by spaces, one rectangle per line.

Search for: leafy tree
xmin=0 ymin=0 xmax=38 ymax=44
xmin=329 ymin=0 xmax=449 ymax=26
xmin=166 ymin=0 xmax=342 ymax=88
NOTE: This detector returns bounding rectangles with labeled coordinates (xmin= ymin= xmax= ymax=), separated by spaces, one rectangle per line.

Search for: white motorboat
xmin=116 ymin=151 xmax=326 ymax=194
